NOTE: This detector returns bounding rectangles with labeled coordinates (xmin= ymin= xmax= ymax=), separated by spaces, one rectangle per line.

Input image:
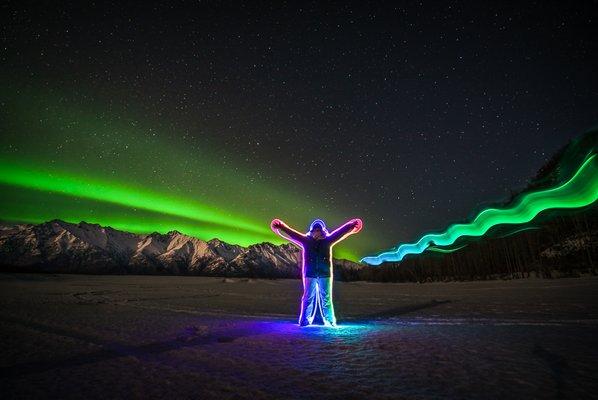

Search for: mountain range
xmin=0 ymin=219 xmax=364 ymax=279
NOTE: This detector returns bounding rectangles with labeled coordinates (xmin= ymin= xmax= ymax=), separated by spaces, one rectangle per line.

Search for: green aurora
xmin=0 ymin=85 xmax=370 ymax=261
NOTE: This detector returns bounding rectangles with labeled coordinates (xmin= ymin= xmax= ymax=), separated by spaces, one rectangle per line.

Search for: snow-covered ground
xmin=1 ymin=273 xmax=597 ymax=399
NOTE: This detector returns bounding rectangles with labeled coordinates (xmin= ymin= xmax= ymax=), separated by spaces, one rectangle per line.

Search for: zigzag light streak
xmin=361 ymin=153 xmax=598 ymax=265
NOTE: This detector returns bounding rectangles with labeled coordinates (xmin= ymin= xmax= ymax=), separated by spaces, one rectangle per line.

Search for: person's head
xmin=309 ymin=219 xmax=327 ymax=239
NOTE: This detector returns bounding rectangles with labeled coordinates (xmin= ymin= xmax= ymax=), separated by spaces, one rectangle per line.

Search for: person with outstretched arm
xmin=270 ymin=217 xmax=363 ymax=327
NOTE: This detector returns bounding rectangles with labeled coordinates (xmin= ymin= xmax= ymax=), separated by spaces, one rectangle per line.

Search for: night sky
xmin=1 ymin=2 xmax=597 ymax=261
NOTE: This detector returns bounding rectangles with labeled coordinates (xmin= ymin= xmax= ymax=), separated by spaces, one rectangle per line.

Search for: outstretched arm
xmin=271 ymin=219 xmax=307 ymax=247
xmin=327 ymin=218 xmax=363 ymax=244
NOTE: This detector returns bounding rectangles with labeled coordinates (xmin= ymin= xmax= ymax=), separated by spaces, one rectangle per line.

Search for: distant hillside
xmin=527 ymin=128 xmax=597 ymax=192
xmin=0 ymin=219 xmax=364 ymax=280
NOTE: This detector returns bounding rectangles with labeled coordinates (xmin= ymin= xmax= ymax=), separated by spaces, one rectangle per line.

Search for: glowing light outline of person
xmin=270 ymin=217 xmax=363 ymax=326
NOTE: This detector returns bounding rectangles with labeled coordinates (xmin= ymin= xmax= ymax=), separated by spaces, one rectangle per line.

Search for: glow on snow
xmin=361 ymin=153 xmax=598 ymax=265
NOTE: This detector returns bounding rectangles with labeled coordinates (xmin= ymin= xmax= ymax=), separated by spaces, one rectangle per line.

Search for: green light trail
xmin=497 ymin=226 xmax=541 ymax=238
xmin=424 ymin=226 xmax=541 ymax=255
xmin=425 ymin=244 xmax=468 ymax=254
xmin=362 ymin=153 xmax=598 ymax=265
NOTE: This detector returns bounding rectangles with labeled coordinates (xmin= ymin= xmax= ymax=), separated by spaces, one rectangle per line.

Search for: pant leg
xmin=299 ymin=277 xmax=318 ymax=325
xmin=317 ymin=277 xmax=337 ymax=326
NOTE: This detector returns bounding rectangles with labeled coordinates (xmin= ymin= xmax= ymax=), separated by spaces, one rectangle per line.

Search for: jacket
xmin=302 ymin=236 xmax=333 ymax=277
xmin=277 ymin=222 xmax=356 ymax=278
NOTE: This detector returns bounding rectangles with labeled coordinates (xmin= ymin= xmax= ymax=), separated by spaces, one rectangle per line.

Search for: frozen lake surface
xmin=1 ymin=273 xmax=597 ymax=399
